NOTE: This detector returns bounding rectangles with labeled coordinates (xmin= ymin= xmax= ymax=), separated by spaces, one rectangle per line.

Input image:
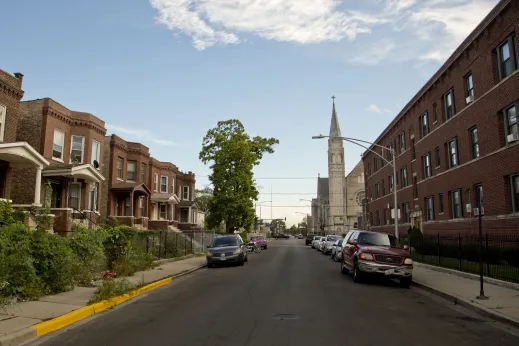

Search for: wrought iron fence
xmin=132 ymin=231 xmax=214 ymax=260
xmin=399 ymin=233 xmax=519 ymax=284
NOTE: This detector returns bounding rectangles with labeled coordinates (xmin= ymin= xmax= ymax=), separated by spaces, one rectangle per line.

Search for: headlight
xmin=404 ymin=258 xmax=413 ymax=265
xmin=359 ymin=253 xmax=374 ymax=261
xmin=207 ymin=252 xmax=213 ymax=257
xmin=233 ymin=248 xmax=241 ymax=254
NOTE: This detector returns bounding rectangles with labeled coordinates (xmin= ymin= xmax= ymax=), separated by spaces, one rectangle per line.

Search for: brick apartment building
xmin=0 ymin=71 xmax=48 ymax=204
xmin=363 ymin=0 xmax=519 ymax=236
xmin=11 ymin=98 xmax=106 ymax=233
xmin=101 ymin=134 xmax=200 ymax=231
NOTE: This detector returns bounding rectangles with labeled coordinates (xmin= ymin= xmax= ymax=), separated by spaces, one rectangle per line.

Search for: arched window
xmin=353 ymin=222 xmax=358 ymax=229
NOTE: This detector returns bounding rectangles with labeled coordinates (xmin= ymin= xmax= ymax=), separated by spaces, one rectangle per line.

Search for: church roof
xmin=329 ymin=98 xmax=342 ymax=138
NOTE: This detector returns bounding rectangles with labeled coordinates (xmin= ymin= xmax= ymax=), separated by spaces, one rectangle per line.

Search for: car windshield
xmin=211 ymin=237 xmax=239 ymax=248
xmin=326 ymin=236 xmax=339 ymax=241
xmin=357 ymin=233 xmax=400 ymax=247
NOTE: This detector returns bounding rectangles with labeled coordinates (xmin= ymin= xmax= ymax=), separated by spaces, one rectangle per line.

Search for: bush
xmin=69 ymin=225 xmax=107 ymax=285
xmin=91 ymin=278 xmax=135 ymax=303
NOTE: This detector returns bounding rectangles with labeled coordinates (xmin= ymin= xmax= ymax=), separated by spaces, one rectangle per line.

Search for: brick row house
xmin=362 ymin=0 xmax=519 ymax=236
xmin=0 ymin=68 xmax=202 ymax=234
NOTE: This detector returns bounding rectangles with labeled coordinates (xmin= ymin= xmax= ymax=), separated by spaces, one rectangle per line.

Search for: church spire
xmin=329 ymin=96 xmax=341 ymax=138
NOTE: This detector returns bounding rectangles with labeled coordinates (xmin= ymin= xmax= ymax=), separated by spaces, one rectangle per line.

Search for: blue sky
xmin=1 ymin=0 xmax=498 ymax=227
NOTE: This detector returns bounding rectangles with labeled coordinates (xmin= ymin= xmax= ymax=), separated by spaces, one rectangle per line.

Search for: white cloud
xmin=366 ymin=104 xmax=382 ymax=114
xmin=106 ymin=124 xmax=178 ymax=146
xmin=150 ymin=0 xmax=499 ymax=65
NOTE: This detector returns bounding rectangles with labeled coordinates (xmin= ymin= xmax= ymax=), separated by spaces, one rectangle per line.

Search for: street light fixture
xmin=312 ymin=134 xmax=399 ymax=238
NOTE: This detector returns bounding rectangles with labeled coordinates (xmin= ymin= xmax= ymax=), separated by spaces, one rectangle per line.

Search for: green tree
xmin=288 ymin=224 xmax=297 ymax=234
xmin=194 ymin=186 xmax=213 ymax=212
xmin=199 ymin=120 xmax=278 ymax=233
xmin=271 ymin=219 xmax=286 ymax=233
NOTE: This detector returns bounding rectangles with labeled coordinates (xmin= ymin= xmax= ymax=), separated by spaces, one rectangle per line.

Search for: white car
xmin=317 ymin=236 xmax=327 ymax=251
xmin=330 ymin=238 xmax=344 ymax=261
xmin=322 ymin=235 xmax=341 ymax=255
xmin=311 ymin=236 xmax=321 ymax=249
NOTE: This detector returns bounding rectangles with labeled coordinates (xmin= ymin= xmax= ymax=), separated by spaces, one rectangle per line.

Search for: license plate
xmin=385 ymin=269 xmax=395 ymax=275
xmin=219 ymin=258 xmax=226 ymax=261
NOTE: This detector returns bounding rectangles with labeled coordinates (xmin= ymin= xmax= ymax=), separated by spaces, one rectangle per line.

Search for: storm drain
xmin=272 ymin=313 xmax=299 ymax=320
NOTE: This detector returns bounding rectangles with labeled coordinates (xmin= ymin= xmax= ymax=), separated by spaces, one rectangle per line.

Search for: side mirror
xmin=206 ymin=245 xmax=211 ymax=249
xmin=348 ymin=240 xmax=355 ymax=245
xmin=403 ymin=245 xmax=409 ymax=251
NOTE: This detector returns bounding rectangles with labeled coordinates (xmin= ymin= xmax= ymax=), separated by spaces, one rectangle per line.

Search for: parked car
xmin=330 ymin=238 xmax=343 ymax=261
xmin=322 ymin=235 xmax=341 ymax=255
xmin=311 ymin=236 xmax=322 ymax=249
xmin=206 ymin=234 xmax=247 ymax=267
xmin=306 ymin=234 xmax=318 ymax=245
xmin=341 ymin=230 xmax=413 ymax=288
xmin=296 ymin=234 xmax=304 ymax=239
xmin=250 ymin=235 xmax=267 ymax=249
xmin=317 ymin=236 xmax=327 ymax=251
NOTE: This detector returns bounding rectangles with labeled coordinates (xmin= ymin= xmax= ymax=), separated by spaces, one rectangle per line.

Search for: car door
xmin=343 ymin=231 xmax=359 ymax=269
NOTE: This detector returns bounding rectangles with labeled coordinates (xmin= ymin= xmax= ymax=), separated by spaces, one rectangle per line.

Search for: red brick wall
xmin=364 ymin=1 xmax=519 ymax=236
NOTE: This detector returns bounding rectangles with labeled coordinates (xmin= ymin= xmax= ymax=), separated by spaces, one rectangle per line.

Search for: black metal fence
xmin=131 ymin=231 xmax=213 ymax=260
xmin=399 ymin=233 xmax=519 ymax=284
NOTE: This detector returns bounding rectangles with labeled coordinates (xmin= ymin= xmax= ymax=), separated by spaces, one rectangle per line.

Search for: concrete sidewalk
xmin=413 ymin=262 xmax=519 ymax=326
xmin=0 ymin=255 xmax=207 ymax=346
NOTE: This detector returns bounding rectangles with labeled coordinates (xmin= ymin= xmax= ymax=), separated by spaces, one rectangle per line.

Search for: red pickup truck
xmin=250 ymin=235 xmax=268 ymax=249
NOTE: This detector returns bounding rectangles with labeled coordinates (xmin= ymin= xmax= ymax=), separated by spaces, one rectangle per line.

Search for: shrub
xmin=91 ymin=278 xmax=135 ymax=303
xmin=69 ymin=225 xmax=107 ymax=285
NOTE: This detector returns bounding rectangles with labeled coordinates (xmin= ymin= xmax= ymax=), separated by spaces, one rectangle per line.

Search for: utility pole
xmin=270 ymin=185 xmax=273 ymax=221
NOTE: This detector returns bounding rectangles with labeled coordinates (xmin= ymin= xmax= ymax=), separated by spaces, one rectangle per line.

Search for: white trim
xmin=52 ymin=129 xmax=65 ymax=161
xmin=0 ymin=141 xmax=49 ymax=168
xmin=69 ymin=135 xmax=85 ymax=164
xmin=116 ymin=157 xmax=123 ymax=180
xmin=91 ymin=140 xmax=101 ymax=166
xmin=160 ymin=175 xmax=168 ymax=193
xmin=154 ymin=173 xmax=158 ymax=192
xmin=0 ymin=104 xmax=6 ymax=142
xmin=42 ymin=163 xmax=105 ymax=182
xmin=183 ymin=185 xmax=189 ymax=200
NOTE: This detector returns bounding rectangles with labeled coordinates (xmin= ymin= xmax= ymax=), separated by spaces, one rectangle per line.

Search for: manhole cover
xmin=273 ymin=313 xmax=299 ymax=320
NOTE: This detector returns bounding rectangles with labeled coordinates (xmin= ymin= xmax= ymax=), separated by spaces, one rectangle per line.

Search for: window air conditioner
xmin=465 ymin=95 xmax=474 ymax=104
xmin=507 ymin=133 xmax=519 ymax=143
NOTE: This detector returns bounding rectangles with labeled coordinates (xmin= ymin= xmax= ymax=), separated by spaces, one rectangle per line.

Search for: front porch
xmin=177 ymin=200 xmax=202 ymax=231
xmin=107 ymin=182 xmax=151 ymax=230
xmin=149 ymin=192 xmax=180 ymax=231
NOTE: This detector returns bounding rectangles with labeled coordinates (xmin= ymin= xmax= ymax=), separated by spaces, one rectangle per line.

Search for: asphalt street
xmin=33 ymin=239 xmax=519 ymax=346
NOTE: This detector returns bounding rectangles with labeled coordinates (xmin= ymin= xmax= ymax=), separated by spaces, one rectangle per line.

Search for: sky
xmin=1 ymin=0 xmax=499 ymax=227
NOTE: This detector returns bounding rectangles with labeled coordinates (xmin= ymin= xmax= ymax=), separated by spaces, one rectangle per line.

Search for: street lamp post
xmin=255 ymin=200 xmax=272 ymax=230
xmin=312 ymin=135 xmax=399 ymax=238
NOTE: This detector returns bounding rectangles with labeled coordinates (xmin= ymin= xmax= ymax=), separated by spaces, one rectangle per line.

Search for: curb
xmin=414 ymin=262 xmax=519 ymax=291
xmin=0 ymin=264 xmax=207 ymax=346
xmin=412 ymin=280 xmax=519 ymax=328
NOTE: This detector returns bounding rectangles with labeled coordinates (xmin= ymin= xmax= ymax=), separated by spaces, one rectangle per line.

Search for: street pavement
xmin=31 ymin=238 xmax=519 ymax=346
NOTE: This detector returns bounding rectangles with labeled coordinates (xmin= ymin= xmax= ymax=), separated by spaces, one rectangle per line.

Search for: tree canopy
xmin=194 ymin=186 xmax=213 ymax=212
xmin=199 ymin=119 xmax=279 ymax=233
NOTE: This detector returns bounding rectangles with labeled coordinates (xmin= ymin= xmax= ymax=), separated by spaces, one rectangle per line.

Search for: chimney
xmin=14 ymin=72 xmax=24 ymax=85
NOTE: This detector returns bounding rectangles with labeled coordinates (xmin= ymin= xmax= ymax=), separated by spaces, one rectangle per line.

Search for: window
xmin=424 ymin=152 xmax=432 ymax=178
xmin=382 ymin=179 xmax=385 ymax=195
xmin=444 ymin=90 xmax=455 ymax=120
xmin=401 ymin=167 xmax=408 ymax=187
xmin=383 ymin=208 xmax=387 ymax=225
xmin=465 ymin=73 xmax=474 ymax=103
xmin=469 ymin=127 xmax=479 ymax=159
xmin=376 ymin=210 xmax=380 ymax=226
xmin=447 ymin=139 xmax=459 ymax=168
xmin=127 ymin=161 xmax=136 ymax=181
xmin=402 ymin=203 xmax=409 ymax=223
xmin=504 ymin=104 xmax=517 ymax=137
xmin=472 ymin=185 xmax=484 ymax=214
xmin=139 ymin=197 xmax=145 ymax=217
xmin=399 ymin=133 xmax=405 ymax=153
xmin=140 ymin=163 xmax=146 ymax=183
xmin=451 ymin=189 xmax=462 ymax=218
xmin=117 ymin=157 xmax=123 ymax=179
xmin=411 ymin=138 xmax=416 ymax=160
xmin=160 ymin=204 xmax=167 ymax=219
xmin=387 ymin=143 xmax=394 ymax=161
xmin=91 ymin=140 xmax=100 ymax=166
xmin=435 ymin=147 xmax=441 ymax=167
xmin=389 ymin=175 xmax=394 ymax=192
xmin=171 ymin=178 xmax=175 ymax=194
xmin=420 ymin=112 xmax=429 ymax=138
xmin=68 ymin=183 xmax=81 ymax=210
xmin=89 ymin=184 xmax=97 ymax=211
xmin=183 ymin=186 xmax=190 ymax=200
xmin=433 ymin=103 xmax=438 ymax=122
xmin=497 ymin=34 xmax=518 ymax=81
xmin=413 ymin=176 xmax=418 ymax=199
xmin=511 ymin=174 xmax=519 ymax=212
xmin=369 ymin=186 xmax=372 ymax=200
xmin=154 ymin=174 xmax=158 ymax=192
xmin=368 ymin=163 xmax=371 ymax=176
xmin=160 ymin=176 xmax=168 ymax=193
xmin=124 ymin=197 xmax=130 ymax=216
xmin=52 ymin=129 xmax=65 ymax=160
xmin=70 ymin=136 xmax=84 ymax=163
xmin=425 ymin=197 xmax=434 ymax=221
xmin=375 ymin=183 xmax=380 ymax=198
xmin=439 ymin=193 xmax=444 ymax=213
xmin=0 ymin=104 xmax=6 ymax=141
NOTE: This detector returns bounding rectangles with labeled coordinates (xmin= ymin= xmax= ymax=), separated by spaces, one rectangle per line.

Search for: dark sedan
xmin=206 ymin=235 xmax=247 ymax=267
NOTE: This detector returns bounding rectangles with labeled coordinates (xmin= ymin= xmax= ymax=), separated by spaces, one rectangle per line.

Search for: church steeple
xmin=329 ymin=96 xmax=341 ymax=138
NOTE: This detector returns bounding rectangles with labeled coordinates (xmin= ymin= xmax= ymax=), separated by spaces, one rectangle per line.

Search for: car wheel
xmin=244 ymin=255 xmax=248 ymax=262
xmin=353 ymin=260 xmax=363 ymax=283
xmin=207 ymin=263 xmax=214 ymax=268
xmin=400 ymin=277 xmax=412 ymax=289
xmin=341 ymin=261 xmax=349 ymax=274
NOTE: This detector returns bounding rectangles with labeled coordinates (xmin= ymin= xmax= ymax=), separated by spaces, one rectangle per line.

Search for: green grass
xmin=89 ymin=278 xmax=137 ymax=304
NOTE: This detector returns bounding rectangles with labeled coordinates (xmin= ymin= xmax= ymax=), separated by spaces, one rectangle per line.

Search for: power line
xmin=196 ymin=175 xmax=318 ymax=179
